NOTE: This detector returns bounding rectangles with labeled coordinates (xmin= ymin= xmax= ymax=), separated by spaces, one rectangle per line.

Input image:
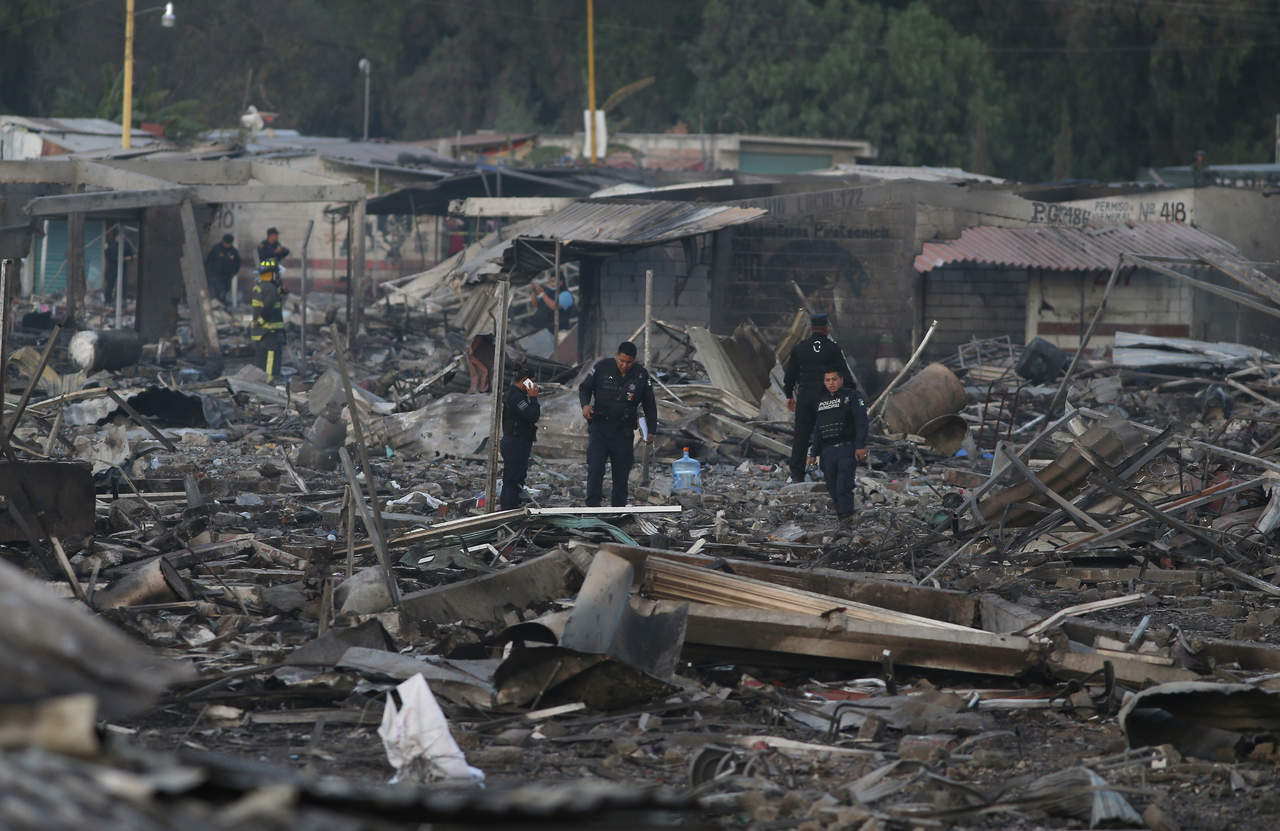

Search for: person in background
xmin=808 ymin=370 xmax=869 ymax=533
xmin=529 ymin=277 xmax=574 ymax=335
xmin=466 ymin=334 xmax=495 ymax=393
xmin=104 ymin=227 xmax=134 ymax=305
xmin=500 ymin=374 xmax=541 ymax=510
xmin=204 ymin=233 xmax=241 ymax=306
xmin=578 ymin=341 xmax=657 ymax=507
xmin=257 ymin=226 xmax=290 ymax=265
xmin=251 ymin=259 xmax=287 ymax=382
xmin=783 ymin=313 xmax=854 ymax=483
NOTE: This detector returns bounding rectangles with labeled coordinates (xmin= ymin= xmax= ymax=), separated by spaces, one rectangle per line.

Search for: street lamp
xmin=121 ymin=1 xmax=176 ymax=149
xmin=358 ymin=58 xmax=371 ymax=141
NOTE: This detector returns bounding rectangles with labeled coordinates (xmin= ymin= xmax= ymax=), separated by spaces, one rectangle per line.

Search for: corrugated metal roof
xmin=458 ymin=199 xmax=767 ymax=278
xmin=514 ymin=199 xmax=766 ymax=246
xmin=914 ymin=222 xmax=1238 ymax=273
xmin=1 ymin=116 xmax=137 ymax=136
xmin=817 ymin=163 xmax=1005 ymax=183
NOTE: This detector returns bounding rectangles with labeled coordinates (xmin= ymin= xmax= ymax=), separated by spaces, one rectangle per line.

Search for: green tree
xmin=688 ymin=0 xmax=1008 ymax=169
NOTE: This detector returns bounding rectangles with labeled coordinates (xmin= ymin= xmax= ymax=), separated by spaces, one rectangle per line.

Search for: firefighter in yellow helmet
xmin=251 ymin=258 xmax=286 ymax=382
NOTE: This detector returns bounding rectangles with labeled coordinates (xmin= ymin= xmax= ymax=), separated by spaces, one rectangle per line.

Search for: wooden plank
xmin=599 ymin=542 xmax=977 ymax=626
xmin=178 ymin=199 xmax=221 ymax=359
xmin=639 ymin=555 xmax=975 ymax=632
xmin=671 ymin=601 xmax=1039 ymax=678
xmin=66 ymin=212 xmax=84 ymax=323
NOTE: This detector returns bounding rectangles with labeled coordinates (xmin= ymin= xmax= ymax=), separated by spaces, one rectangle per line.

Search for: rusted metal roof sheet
xmin=914 ymin=222 xmax=1238 ymax=273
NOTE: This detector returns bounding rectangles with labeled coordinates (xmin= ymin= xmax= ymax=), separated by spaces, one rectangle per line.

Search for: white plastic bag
xmin=377 ymin=673 xmax=484 ymax=785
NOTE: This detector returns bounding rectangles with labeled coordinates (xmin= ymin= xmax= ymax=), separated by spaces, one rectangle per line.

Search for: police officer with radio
xmin=808 ymin=370 xmax=869 ymax=531
xmin=783 ymin=313 xmax=854 ymax=482
xmin=500 ymin=374 xmax=541 ymax=510
xmin=579 ymin=341 xmax=657 ymax=507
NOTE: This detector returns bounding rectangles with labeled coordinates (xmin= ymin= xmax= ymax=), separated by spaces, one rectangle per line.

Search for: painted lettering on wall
xmin=1063 ymin=195 xmax=1195 ymax=225
xmin=1029 ymin=202 xmax=1091 ymax=226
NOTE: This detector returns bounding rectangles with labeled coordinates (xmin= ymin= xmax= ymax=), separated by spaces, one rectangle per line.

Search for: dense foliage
xmin=2 ymin=0 xmax=1276 ymax=181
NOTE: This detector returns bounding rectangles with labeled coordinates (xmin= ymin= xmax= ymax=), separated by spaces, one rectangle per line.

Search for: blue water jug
xmin=672 ymin=447 xmax=702 ymax=494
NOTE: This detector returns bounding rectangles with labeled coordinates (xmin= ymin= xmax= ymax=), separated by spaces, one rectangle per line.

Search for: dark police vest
xmin=592 ymin=361 xmax=647 ymax=426
xmin=816 ymin=393 xmax=854 ymax=443
xmin=502 ymin=387 xmax=538 ymax=441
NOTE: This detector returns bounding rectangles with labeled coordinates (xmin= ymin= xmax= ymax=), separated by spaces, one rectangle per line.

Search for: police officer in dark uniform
xmin=251 ymin=259 xmax=286 ymax=382
xmin=783 ymin=313 xmax=854 ymax=482
xmin=500 ymin=374 xmax=541 ymax=510
xmin=578 ymin=341 xmax=657 ymax=507
xmin=258 ymin=227 xmax=290 ymax=265
xmin=204 ymin=234 xmax=241 ymax=306
xmin=808 ymin=370 xmax=869 ymax=531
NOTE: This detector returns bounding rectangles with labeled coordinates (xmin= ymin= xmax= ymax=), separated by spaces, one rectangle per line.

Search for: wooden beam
xmin=66 ymin=212 xmax=85 ymax=324
xmin=349 ymin=197 xmax=367 ymax=345
xmin=177 ymin=199 xmax=221 ymax=359
xmin=671 ymin=602 xmax=1040 ymax=678
xmin=598 ymin=542 xmax=978 ymax=626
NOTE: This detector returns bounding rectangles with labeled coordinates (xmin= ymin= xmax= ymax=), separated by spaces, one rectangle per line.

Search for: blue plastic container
xmin=672 ymin=447 xmax=703 ymax=494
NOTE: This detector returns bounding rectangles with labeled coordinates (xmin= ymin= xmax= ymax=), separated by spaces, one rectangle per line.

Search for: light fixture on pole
xmin=358 ymin=58 xmax=371 ymax=141
xmin=121 ymin=1 xmax=177 ymax=149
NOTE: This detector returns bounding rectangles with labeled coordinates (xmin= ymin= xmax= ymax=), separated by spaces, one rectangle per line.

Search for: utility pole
xmin=122 ymin=0 xmax=135 ymax=148
xmin=587 ymin=0 xmax=596 ymax=164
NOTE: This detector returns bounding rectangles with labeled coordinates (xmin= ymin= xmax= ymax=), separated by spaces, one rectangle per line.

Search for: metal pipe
xmin=114 ymin=223 xmax=125 ymax=327
xmin=642 ymin=268 xmax=653 ymax=485
xmin=300 ymin=219 xmax=314 ymax=359
xmin=38 ymin=219 xmax=49 ymax=295
xmin=869 ymin=319 xmax=938 ymax=417
xmin=1048 ymin=255 xmax=1125 ymax=415
xmin=2 ymin=323 xmax=62 ymax=446
xmin=486 ymin=279 xmax=511 ymax=512
xmin=0 ymin=260 xmax=11 ymax=412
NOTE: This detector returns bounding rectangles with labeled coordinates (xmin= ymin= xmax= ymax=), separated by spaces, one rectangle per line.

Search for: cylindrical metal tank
xmin=882 ymin=362 xmax=967 ymax=435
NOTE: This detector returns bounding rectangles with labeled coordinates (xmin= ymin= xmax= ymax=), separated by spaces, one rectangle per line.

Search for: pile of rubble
xmin=3 ymin=277 xmax=1280 ymax=830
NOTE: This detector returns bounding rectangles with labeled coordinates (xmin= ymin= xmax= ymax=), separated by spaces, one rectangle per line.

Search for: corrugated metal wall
xmin=30 ymin=218 xmax=106 ymax=294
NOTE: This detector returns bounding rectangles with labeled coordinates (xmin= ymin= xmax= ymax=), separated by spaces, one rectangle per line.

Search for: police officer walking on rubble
xmin=251 ymin=258 xmax=286 ymax=383
xmin=783 ymin=313 xmax=855 ymax=482
xmin=808 ymin=369 xmax=869 ymax=533
xmin=579 ymin=341 xmax=657 ymax=507
xmin=501 ymin=373 xmax=541 ymax=510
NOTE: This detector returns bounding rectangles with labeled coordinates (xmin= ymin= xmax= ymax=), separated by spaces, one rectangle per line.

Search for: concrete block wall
xmin=1029 ymin=268 xmax=1192 ymax=351
xmin=924 ymin=266 xmax=1029 ymax=361
xmin=595 ymin=242 xmax=709 ymax=364
xmin=714 ymin=204 xmax=915 ymax=374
